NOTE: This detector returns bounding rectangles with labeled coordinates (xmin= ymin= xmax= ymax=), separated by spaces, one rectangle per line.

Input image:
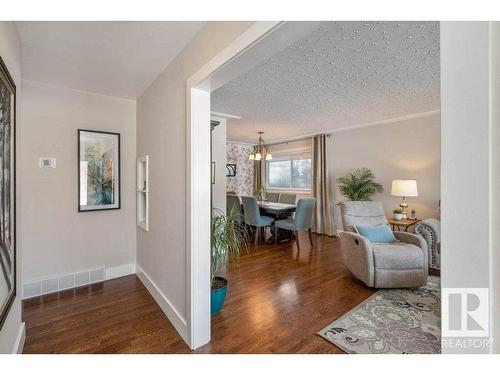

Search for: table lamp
xmin=391 ymin=180 xmax=418 ymax=219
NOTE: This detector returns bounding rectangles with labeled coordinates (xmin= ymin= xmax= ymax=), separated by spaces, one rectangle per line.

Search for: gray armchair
xmin=338 ymin=201 xmax=428 ymax=288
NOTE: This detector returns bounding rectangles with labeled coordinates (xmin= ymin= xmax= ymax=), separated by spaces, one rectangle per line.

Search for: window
xmin=266 ymin=156 xmax=311 ymax=190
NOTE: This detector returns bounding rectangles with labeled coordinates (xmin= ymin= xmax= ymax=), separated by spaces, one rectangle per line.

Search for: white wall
xmin=20 ymin=80 xmax=136 ymax=283
xmin=333 ymin=113 xmax=441 ymax=221
xmin=492 ymin=21 xmax=500 ymax=355
xmin=211 ymin=117 xmax=226 ymax=211
xmin=239 ymin=116 xmax=440 ymax=218
xmin=441 ymin=21 xmax=497 ymax=354
xmin=0 ymin=21 xmax=23 ymax=354
xmin=136 ymin=22 xmax=254 ymax=342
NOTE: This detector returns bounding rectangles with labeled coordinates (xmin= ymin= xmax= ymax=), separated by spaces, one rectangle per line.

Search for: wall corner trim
xmin=13 ymin=322 xmax=26 ymax=354
xmin=135 ymin=265 xmax=189 ymax=347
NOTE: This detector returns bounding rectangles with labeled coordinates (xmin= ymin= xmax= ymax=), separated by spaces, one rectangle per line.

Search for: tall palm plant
xmin=211 ymin=206 xmax=249 ymax=287
xmin=337 ymin=168 xmax=384 ymax=201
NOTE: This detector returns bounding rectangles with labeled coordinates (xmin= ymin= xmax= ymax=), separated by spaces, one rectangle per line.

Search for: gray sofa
xmin=338 ymin=201 xmax=428 ymax=288
xmin=415 ymin=218 xmax=441 ymax=270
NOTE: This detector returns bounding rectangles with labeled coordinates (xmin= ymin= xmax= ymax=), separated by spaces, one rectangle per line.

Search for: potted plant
xmin=211 ymin=206 xmax=249 ymax=315
xmin=337 ymin=168 xmax=384 ymax=201
xmin=254 ymin=185 xmax=266 ymax=202
xmin=393 ymin=208 xmax=403 ymax=221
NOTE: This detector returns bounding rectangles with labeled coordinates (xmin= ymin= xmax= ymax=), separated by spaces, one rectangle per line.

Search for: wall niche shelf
xmin=137 ymin=155 xmax=149 ymax=231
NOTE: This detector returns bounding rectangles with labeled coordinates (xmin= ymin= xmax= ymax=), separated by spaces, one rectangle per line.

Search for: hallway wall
xmin=20 ymin=80 xmax=136 ymax=284
xmin=136 ymin=22 xmax=255 ymax=343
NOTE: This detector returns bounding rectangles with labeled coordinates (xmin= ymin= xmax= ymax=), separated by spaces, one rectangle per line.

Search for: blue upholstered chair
xmin=241 ymin=196 xmax=275 ymax=245
xmin=278 ymin=193 xmax=296 ymax=204
xmin=274 ymin=198 xmax=316 ymax=249
xmin=226 ymin=194 xmax=243 ymax=223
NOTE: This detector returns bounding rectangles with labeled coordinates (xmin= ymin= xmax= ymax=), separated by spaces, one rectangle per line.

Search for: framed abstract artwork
xmin=78 ymin=130 xmax=121 ymax=212
xmin=0 ymin=56 xmax=16 ymax=330
xmin=226 ymin=163 xmax=236 ymax=177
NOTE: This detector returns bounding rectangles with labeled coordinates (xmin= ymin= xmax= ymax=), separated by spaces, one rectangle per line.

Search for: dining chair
xmin=226 ymin=194 xmax=243 ymax=223
xmin=278 ymin=193 xmax=296 ymax=204
xmin=266 ymin=192 xmax=280 ymax=202
xmin=274 ymin=198 xmax=316 ymax=250
xmin=226 ymin=190 xmax=237 ymax=195
xmin=241 ymin=196 xmax=275 ymax=245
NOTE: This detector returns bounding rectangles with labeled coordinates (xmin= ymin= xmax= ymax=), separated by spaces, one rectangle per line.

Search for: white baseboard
xmin=105 ymin=263 xmax=136 ymax=280
xmin=14 ymin=322 xmax=25 ymax=354
xmin=22 ymin=263 xmax=136 ymax=300
xmin=135 ymin=264 xmax=189 ymax=345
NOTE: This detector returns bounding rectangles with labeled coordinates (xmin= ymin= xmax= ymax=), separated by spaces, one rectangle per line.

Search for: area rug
xmin=317 ymin=276 xmax=441 ymax=354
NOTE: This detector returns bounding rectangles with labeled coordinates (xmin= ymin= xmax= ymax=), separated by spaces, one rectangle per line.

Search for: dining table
xmin=257 ymin=201 xmax=297 ymax=244
xmin=257 ymin=201 xmax=297 ymax=216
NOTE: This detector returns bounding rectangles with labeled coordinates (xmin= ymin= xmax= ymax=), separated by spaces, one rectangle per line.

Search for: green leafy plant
xmin=211 ymin=206 xmax=249 ymax=288
xmin=393 ymin=208 xmax=403 ymax=214
xmin=254 ymin=185 xmax=266 ymax=201
xmin=337 ymin=168 xmax=384 ymax=201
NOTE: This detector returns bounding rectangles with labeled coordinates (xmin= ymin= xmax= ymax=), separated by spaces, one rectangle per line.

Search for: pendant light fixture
xmin=249 ymin=131 xmax=272 ymax=161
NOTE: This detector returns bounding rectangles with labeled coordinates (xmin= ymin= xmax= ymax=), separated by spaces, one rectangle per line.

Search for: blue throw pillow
xmin=355 ymin=225 xmax=396 ymax=243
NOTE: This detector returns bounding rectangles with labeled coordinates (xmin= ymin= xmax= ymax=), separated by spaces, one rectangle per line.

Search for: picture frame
xmin=0 ymin=56 xmax=16 ymax=330
xmin=78 ymin=129 xmax=121 ymax=212
xmin=226 ymin=163 xmax=236 ymax=177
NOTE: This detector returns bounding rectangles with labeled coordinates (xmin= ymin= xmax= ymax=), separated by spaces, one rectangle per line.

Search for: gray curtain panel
xmin=253 ymin=160 xmax=262 ymax=193
xmin=312 ymin=134 xmax=337 ymax=236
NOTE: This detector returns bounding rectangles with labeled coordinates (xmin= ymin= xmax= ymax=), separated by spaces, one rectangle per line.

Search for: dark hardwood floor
xmin=23 ymin=232 xmax=374 ymax=354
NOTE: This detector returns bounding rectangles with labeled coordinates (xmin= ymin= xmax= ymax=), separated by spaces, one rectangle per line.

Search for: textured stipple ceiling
xmin=211 ymin=21 xmax=440 ymax=143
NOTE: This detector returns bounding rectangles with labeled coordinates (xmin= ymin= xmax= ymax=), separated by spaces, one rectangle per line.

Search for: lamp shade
xmin=391 ymin=180 xmax=418 ymax=197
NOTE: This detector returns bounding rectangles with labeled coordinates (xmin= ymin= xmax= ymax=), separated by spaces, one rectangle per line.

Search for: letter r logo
xmin=442 ymin=288 xmax=489 ymax=337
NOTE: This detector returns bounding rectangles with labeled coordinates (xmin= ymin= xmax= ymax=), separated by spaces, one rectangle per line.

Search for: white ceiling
xmin=16 ymin=21 xmax=205 ymax=99
xmin=211 ymin=21 xmax=440 ymax=143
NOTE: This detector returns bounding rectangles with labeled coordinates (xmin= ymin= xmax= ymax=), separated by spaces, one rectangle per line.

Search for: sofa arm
xmin=339 ymin=231 xmax=375 ymax=287
xmin=415 ymin=219 xmax=441 ymax=269
xmin=393 ymin=231 xmax=428 ymax=269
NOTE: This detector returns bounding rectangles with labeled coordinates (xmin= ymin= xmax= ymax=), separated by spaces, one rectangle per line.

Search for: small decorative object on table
xmin=410 ymin=208 xmax=417 ymax=220
xmin=254 ymin=185 xmax=266 ymax=202
xmin=393 ymin=208 xmax=403 ymax=221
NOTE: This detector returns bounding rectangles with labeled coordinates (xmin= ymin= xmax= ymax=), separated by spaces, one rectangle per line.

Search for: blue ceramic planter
xmin=211 ymin=277 xmax=228 ymax=315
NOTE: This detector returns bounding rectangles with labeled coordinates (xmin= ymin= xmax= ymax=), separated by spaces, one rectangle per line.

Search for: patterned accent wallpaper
xmin=226 ymin=142 xmax=254 ymax=196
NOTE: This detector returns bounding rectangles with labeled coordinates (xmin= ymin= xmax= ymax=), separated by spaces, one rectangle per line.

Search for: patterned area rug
xmin=317 ymin=276 xmax=440 ymax=354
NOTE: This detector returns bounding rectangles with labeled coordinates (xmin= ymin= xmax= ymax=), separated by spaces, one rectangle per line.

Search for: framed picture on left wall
xmin=78 ymin=129 xmax=121 ymax=212
xmin=0 ymin=56 xmax=16 ymax=330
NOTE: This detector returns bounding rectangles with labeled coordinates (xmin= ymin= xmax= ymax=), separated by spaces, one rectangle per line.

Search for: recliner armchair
xmin=338 ymin=201 xmax=428 ymax=288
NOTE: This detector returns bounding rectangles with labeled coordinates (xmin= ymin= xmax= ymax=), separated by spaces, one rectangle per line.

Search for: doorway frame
xmin=185 ymin=21 xmax=500 ymax=353
xmin=185 ymin=21 xmax=281 ymax=349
